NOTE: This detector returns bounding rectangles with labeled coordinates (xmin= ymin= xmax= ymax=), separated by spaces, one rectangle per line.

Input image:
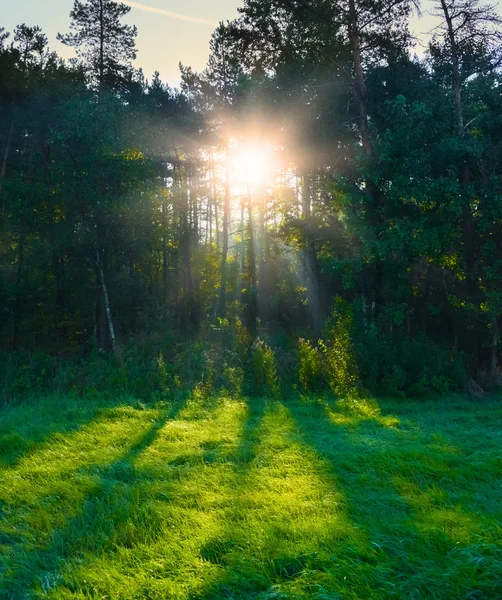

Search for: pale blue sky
xmin=2 ymin=1 xmax=501 ymax=87
xmin=2 ymin=0 xmax=242 ymax=86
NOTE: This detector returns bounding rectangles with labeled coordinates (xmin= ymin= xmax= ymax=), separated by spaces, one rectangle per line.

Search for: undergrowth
xmin=0 ymin=310 xmax=471 ymax=404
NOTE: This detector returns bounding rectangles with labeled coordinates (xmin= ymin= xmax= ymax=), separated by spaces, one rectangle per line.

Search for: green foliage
xmin=251 ymin=338 xmax=279 ymax=397
xmin=221 ymin=365 xmax=245 ymax=398
xmin=155 ymin=353 xmax=171 ymax=400
xmin=1 ymin=0 xmax=502 ymax=403
xmin=354 ymin=325 xmax=467 ymax=397
xmin=321 ymin=299 xmax=361 ymax=398
xmin=0 ymin=351 xmax=54 ymax=398
xmin=297 ymin=338 xmax=324 ymax=392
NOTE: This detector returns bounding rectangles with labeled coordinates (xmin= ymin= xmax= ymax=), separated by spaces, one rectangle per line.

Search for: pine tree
xmin=14 ymin=24 xmax=48 ymax=68
xmin=58 ymin=0 xmax=137 ymax=92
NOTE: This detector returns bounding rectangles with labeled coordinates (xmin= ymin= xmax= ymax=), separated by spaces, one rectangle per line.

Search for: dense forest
xmin=1 ymin=2 xmax=502 ymax=598
xmin=1 ymin=0 xmax=502 ymax=399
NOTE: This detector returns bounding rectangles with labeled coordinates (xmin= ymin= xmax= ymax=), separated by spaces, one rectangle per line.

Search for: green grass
xmin=0 ymin=393 xmax=501 ymax=599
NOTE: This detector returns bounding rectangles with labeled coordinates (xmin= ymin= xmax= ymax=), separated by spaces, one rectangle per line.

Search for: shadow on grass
xmin=0 ymin=393 xmax=140 ymax=470
xmin=43 ymin=394 xmax=254 ymax=598
xmin=285 ymin=396 xmax=502 ymax=599
xmin=3 ymin=394 xmax=501 ymax=599
xmin=196 ymin=396 xmax=267 ymax=569
xmin=233 ymin=396 xmax=267 ymax=467
xmin=0 ymin=398 xmax=188 ymax=598
xmin=188 ymin=399 xmax=374 ymax=600
xmin=189 ymin=395 xmax=502 ymax=600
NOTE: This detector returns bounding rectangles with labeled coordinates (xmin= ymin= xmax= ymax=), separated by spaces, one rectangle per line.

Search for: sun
xmin=231 ymin=144 xmax=274 ymax=189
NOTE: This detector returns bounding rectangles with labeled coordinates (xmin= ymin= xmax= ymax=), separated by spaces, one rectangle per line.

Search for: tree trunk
xmin=0 ymin=122 xmax=14 ymax=197
xmin=212 ymin=151 xmax=220 ymax=248
xmin=348 ymin=0 xmax=387 ymax=322
xmin=348 ymin=0 xmax=372 ymax=156
xmin=258 ymin=186 xmax=269 ymax=321
xmin=190 ymin=172 xmax=199 ymax=243
xmin=53 ymin=251 xmax=66 ymax=345
xmin=97 ymin=250 xmax=118 ymax=355
xmin=303 ymin=172 xmax=322 ymax=336
xmin=13 ymin=234 xmax=25 ymax=349
xmin=181 ymin=169 xmax=194 ymax=324
xmin=217 ymin=143 xmax=231 ymax=317
xmin=240 ymin=200 xmax=246 ymax=302
xmin=440 ymin=1 xmax=477 ymax=291
xmin=162 ymin=197 xmax=169 ymax=308
xmin=491 ymin=316 xmax=498 ymax=378
xmin=98 ymin=0 xmax=105 ymax=94
xmin=440 ymin=0 xmax=481 ymax=366
xmin=247 ymin=201 xmax=258 ymax=335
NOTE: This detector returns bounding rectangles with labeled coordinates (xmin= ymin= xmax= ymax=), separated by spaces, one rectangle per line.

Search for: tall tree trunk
xmin=348 ymin=0 xmax=386 ymax=321
xmin=247 ymin=201 xmax=258 ymax=335
xmin=191 ymin=171 xmax=199 ymax=243
xmin=13 ymin=234 xmax=25 ymax=349
xmin=206 ymin=161 xmax=211 ymax=245
xmin=303 ymin=172 xmax=322 ymax=335
xmin=348 ymin=0 xmax=372 ymax=156
xmin=440 ymin=0 xmax=477 ymax=293
xmin=53 ymin=251 xmax=66 ymax=345
xmin=98 ymin=0 xmax=105 ymax=94
xmin=97 ymin=249 xmax=118 ymax=355
xmin=440 ymin=0 xmax=465 ymax=138
xmin=240 ymin=200 xmax=246 ymax=302
xmin=181 ymin=169 xmax=194 ymax=324
xmin=217 ymin=143 xmax=231 ymax=317
xmin=211 ymin=151 xmax=220 ymax=248
xmin=162 ymin=197 xmax=169 ymax=309
xmin=491 ymin=316 xmax=498 ymax=378
xmin=258 ymin=186 xmax=269 ymax=321
xmin=0 ymin=122 xmax=14 ymax=197
xmin=208 ymin=179 xmax=213 ymax=246
xmin=440 ymin=0 xmax=481 ymax=367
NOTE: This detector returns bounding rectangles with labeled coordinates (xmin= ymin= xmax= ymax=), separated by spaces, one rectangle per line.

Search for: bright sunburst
xmin=231 ymin=144 xmax=274 ymax=189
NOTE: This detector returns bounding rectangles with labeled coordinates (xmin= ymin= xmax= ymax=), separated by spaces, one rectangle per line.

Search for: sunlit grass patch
xmin=0 ymin=393 xmax=501 ymax=599
xmin=0 ymin=394 xmax=131 ymax=469
xmin=324 ymin=396 xmax=402 ymax=429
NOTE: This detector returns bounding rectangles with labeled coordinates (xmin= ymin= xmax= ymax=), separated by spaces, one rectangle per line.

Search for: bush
xmin=251 ymin=338 xmax=279 ymax=397
xmin=321 ymin=299 xmax=361 ymax=397
xmin=221 ymin=365 xmax=245 ymax=397
xmin=353 ymin=314 xmax=467 ymax=396
xmin=0 ymin=351 xmax=54 ymax=399
xmin=0 ymin=313 xmax=468 ymax=403
xmin=297 ymin=338 xmax=324 ymax=392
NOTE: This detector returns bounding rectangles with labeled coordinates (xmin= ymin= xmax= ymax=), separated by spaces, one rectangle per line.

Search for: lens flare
xmin=231 ymin=144 xmax=274 ymax=188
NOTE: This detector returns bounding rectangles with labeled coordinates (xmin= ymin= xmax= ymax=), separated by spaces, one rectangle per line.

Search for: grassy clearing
xmin=0 ymin=393 xmax=501 ymax=599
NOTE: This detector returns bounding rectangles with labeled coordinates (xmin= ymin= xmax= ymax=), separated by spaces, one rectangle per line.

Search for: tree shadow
xmin=0 ymin=398 xmax=188 ymax=598
xmin=189 ymin=399 xmax=371 ymax=600
xmin=42 ymin=394 xmax=255 ymax=598
xmin=0 ymin=394 xmax=136 ymax=471
xmin=285 ymin=396 xmax=502 ymax=599
xmin=3 ymin=393 xmax=500 ymax=599
xmin=232 ymin=396 xmax=267 ymax=467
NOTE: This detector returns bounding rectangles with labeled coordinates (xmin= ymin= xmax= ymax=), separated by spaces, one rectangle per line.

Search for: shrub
xmin=221 ymin=365 xmax=244 ymax=397
xmin=321 ymin=299 xmax=361 ymax=397
xmin=297 ymin=338 xmax=323 ymax=392
xmin=251 ymin=338 xmax=279 ymax=396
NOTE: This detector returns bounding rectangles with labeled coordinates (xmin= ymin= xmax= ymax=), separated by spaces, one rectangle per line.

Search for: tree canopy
xmin=1 ymin=0 xmax=502 ymax=397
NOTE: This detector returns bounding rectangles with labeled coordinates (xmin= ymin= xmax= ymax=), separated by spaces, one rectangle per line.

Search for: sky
xmin=2 ymin=0 xmax=501 ymax=87
xmin=2 ymin=0 xmax=242 ymax=87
